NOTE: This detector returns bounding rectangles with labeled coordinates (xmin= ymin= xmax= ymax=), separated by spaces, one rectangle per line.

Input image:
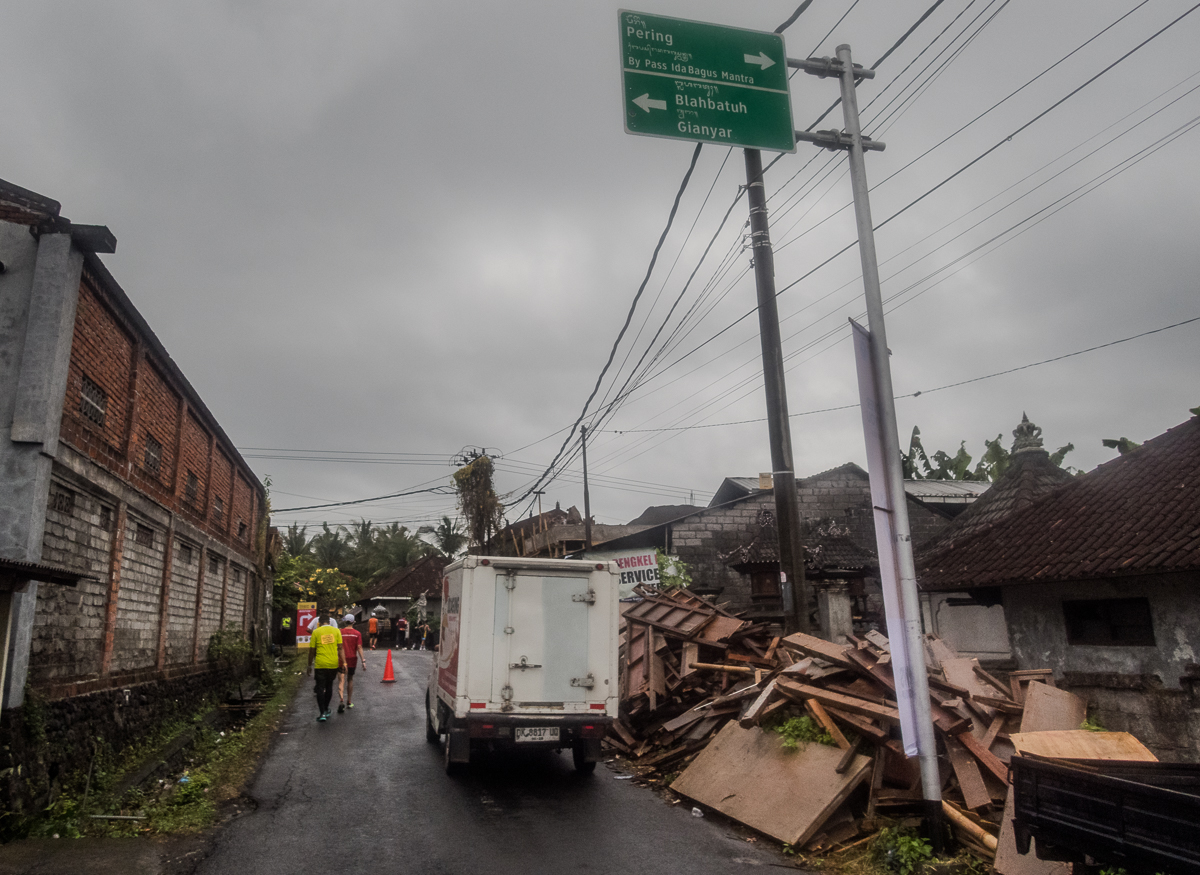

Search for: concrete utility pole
xmin=744 ymin=148 xmax=810 ymax=636
xmin=581 ymin=425 xmax=593 ymax=550
xmin=832 ymin=42 xmax=943 ymax=840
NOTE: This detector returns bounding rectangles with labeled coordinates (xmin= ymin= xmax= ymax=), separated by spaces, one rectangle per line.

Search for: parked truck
xmin=425 ymin=555 xmax=620 ymax=774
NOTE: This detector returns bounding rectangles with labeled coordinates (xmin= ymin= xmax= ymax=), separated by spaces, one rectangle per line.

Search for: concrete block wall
xmin=110 ymin=509 xmax=166 ymax=674
xmin=31 ymin=478 xmax=112 ymax=682
xmin=166 ymin=541 xmax=200 ymax=665
xmin=199 ymin=553 xmax=224 ymax=645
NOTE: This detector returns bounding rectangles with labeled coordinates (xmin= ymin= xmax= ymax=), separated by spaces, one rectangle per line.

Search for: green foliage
xmin=453 ymin=454 xmax=505 ymax=553
xmin=1102 ymin=436 xmax=1140 ymax=456
xmin=1081 ymin=714 xmax=1106 ymax=732
xmin=282 ymin=523 xmax=310 ymax=556
xmin=902 ymin=426 xmax=1075 ymax=482
xmin=656 ymin=550 xmax=693 ymax=590
xmin=772 ymin=715 xmax=834 ymax=750
xmin=207 ymin=625 xmax=253 ymax=665
xmin=433 ymin=515 xmax=468 ymax=558
xmin=872 ymin=826 xmax=934 ymax=875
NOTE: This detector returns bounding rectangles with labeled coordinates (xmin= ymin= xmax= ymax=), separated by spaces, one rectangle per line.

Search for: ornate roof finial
xmin=1011 ymin=412 xmax=1045 ymax=454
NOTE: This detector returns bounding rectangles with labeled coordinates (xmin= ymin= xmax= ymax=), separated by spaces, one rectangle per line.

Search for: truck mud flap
xmin=576 ymin=738 xmax=602 ymax=763
xmin=448 ymin=728 xmax=471 ymax=764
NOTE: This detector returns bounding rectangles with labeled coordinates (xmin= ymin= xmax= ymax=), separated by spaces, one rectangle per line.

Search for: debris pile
xmin=606 ymin=586 xmax=1101 ymax=864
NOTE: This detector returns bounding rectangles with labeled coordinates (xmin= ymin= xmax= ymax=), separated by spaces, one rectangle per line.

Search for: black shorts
xmin=345 ymin=665 xmax=357 ymax=678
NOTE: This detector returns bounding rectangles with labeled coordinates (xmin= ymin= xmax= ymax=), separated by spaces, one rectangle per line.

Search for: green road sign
xmin=619 ymin=9 xmax=795 ymax=153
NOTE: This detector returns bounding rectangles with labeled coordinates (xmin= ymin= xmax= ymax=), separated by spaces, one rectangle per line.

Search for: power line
xmin=604 ymin=315 xmax=1200 ymax=433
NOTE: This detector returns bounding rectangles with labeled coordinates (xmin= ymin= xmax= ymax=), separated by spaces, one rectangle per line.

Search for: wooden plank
xmin=681 ymin=641 xmax=699 ymax=678
xmin=835 ymin=737 xmax=864 ymax=774
xmin=671 ymin=722 xmax=873 ymax=847
xmin=973 ymin=663 xmax=1014 ymax=697
xmin=824 ymin=706 xmax=891 ymax=745
xmin=945 ymin=736 xmax=991 ymax=810
xmin=865 ymin=630 xmax=891 ymax=651
xmin=843 ymin=647 xmax=972 ymax=736
xmin=1018 ymin=683 xmax=1086 ymax=734
xmin=662 ymin=700 xmax=715 ymax=733
xmin=942 ymin=657 xmax=998 ymax=719
xmin=958 ymin=730 xmax=1009 ymax=784
xmin=781 ymin=632 xmax=855 ymax=668
xmin=739 ymin=678 xmax=779 ymax=728
xmin=764 ymin=635 xmax=781 ymax=663
xmin=1009 ymin=730 xmax=1158 ymax=761
xmin=777 ymin=680 xmax=901 ymax=724
xmin=696 ymin=615 xmax=746 ymax=644
xmin=994 ymin=787 xmax=1071 ymax=875
xmin=980 ymin=713 xmax=1006 ymax=750
xmin=807 ymin=699 xmax=851 ymax=750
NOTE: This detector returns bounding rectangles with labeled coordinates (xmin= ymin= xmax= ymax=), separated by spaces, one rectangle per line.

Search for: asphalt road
xmin=194 ymin=649 xmax=788 ymax=875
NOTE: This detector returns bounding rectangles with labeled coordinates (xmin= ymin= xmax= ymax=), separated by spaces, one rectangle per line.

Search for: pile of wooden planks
xmin=606 ymin=600 xmax=1088 ymax=863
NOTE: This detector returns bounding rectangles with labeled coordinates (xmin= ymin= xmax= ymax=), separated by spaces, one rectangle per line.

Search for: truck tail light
xmin=580 ymin=724 xmax=606 ymax=739
xmin=589 ymin=703 xmax=607 ymax=710
xmin=469 ymin=702 xmax=487 ymax=709
xmin=469 ymin=723 xmax=499 ymax=738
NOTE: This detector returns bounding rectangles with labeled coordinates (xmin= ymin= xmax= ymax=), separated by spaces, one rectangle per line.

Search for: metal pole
xmin=581 ymin=425 xmax=593 ymax=550
xmin=835 ymin=43 xmax=943 ymax=839
xmin=744 ymin=148 xmax=810 ymax=636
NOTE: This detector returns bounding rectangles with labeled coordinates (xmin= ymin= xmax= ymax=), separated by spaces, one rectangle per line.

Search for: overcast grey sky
xmin=4 ymin=1 xmax=1198 ymax=532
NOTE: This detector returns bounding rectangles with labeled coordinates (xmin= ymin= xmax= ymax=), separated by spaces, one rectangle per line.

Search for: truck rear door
xmin=492 ymin=571 xmax=592 ymax=705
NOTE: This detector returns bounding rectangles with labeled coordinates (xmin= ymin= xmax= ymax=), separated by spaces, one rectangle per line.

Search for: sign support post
xmin=831 ymin=42 xmax=943 ymax=843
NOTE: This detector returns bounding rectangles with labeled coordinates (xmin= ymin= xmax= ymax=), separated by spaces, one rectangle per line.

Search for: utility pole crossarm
xmin=788 ymin=56 xmax=875 ymax=80
xmin=795 ymin=129 xmax=886 ymax=152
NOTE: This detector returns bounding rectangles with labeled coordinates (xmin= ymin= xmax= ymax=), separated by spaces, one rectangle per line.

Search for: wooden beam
xmin=777 ymin=680 xmax=901 ymax=724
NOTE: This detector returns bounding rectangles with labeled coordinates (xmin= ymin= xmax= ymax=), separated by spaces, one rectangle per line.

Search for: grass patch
xmin=30 ymin=654 xmax=305 ymax=839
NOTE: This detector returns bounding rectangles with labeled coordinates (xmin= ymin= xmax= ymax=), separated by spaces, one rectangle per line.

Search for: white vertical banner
xmin=851 ymin=319 xmax=921 ymax=757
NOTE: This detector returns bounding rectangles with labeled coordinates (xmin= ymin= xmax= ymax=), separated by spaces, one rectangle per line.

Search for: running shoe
xmin=337 ymin=704 xmax=345 ymax=713
xmin=317 ymin=714 xmax=326 ymax=722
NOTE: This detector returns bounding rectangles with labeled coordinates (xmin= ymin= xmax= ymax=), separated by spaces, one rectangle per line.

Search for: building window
xmin=143 ymin=433 xmax=162 ymax=475
xmin=135 ymin=523 xmax=154 ymax=548
xmin=233 ymin=567 xmax=244 ymax=585
xmin=238 ymin=520 xmax=248 ymax=540
xmin=185 ymin=471 xmax=199 ymax=504
xmin=213 ymin=497 xmax=224 ymax=524
xmin=80 ymin=375 xmax=108 ymax=427
xmin=1064 ymin=598 xmax=1156 ymax=647
xmin=50 ymin=488 xmax=76 ymax=515
xmin=99 ymin=505 xmax=113 ymax=530
xmin=208 ymin=555 xmax=222 ymax=576
xmin=179 ymin=543 xmax=194 ymax=566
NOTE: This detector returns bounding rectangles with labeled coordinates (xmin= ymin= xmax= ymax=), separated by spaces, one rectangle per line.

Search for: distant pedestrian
xmin=368 ymin=615 xmax=379 ymax=650
xmin=306 ymin=609 xmax=344 ymax=722
xmin=393 ymin=616 xmax=406 ymax=649
xmin=416 ymin=620 xmax=432 ymax=651
xmin=337 ymin=615 xmax=366 ymax=712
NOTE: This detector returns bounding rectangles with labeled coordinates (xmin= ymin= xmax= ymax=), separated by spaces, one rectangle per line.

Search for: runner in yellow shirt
xmin=306 ymin=608 xmax=344 ymax=721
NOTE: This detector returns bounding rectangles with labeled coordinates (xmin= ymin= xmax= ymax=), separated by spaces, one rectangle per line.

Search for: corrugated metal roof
xmin=902 ymin=480 xmax=992 ymax=501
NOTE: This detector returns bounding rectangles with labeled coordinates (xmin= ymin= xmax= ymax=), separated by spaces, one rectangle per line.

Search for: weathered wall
xmin=667 ymin=466 xmax=951 ymax=613
xmin=0 ymin=664 xmax=238 ymax=835
xmin=1003 ymin=573 xmax=1200 ymax=688
xmin=1061 ymin=674 xmax=1200 ymax=763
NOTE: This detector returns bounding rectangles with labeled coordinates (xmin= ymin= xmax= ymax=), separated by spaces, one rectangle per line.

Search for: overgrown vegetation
xmin=24 ymin=654 xmax=304 ymax=839
xmin=207 ymin=624 xmax=254 ymax=665
xmin=871 ymin=826 xmax=934 ymax=875
xmin=656 ymin=550 xmax=693 ymax=590
xmin=769 ymin=714 xmax=835 ymax=750
xmin=453 ymin=452 xmax=505 ymax=553
xmin=901 ymin=425 xmax=1075 ymax=481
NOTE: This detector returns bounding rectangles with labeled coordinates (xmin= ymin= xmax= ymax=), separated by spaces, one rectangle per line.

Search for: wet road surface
xmin=195 ymin=649 xmax=788 ymax=874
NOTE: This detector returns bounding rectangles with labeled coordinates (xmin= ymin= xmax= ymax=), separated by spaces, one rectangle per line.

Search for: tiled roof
xmin=917 ymin=447 xmax=1074 ymax=555
xmin=918 ymin=416 xmax=1200 ymax=591
xmin=628 ymin=505 xmax=703 ymax=526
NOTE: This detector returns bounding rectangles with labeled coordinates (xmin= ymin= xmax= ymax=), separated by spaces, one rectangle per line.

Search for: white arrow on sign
xmin=633 ymin=93 xmax=667 ymax=113
xmin=744 ymin=51 xmax=775 ymax=70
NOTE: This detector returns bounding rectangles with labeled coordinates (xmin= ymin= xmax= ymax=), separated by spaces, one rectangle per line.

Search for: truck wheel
xmin=572 ymin=742 xmax=597 ymax=774
xmin=425 ymin=694 xmax=439 ymax=744
xmin=444 ymin=736 xmax=465 ymax=776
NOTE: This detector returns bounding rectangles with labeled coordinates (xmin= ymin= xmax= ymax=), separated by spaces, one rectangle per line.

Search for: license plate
xmin=515 ymin=726 xmax=559 ymax=743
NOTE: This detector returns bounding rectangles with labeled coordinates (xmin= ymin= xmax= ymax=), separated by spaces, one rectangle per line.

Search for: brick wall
xmin=26 ymin=255 xmax=269 ymax=695
xmin=59 ymin=277 xmax=134 ymax=470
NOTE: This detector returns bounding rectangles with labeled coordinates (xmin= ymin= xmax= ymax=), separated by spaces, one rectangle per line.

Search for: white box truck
xmin=425 ymin=555 xmax=620 ymax=774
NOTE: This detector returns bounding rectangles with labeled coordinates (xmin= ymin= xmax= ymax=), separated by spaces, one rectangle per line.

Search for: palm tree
xmin=310 ymin=523 xmax=352 ymax=568
xmin=433 ymin=516 xmax=467 ymax=558
xmin=283 ymin=524 xmax=310 ymax=556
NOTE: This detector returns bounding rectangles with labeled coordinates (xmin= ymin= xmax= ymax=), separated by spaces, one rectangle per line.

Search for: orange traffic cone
xmin=381 ymin=649 xmax=396 ymax=683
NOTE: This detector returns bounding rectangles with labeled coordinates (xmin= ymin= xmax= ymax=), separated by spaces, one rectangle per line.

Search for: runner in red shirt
xmin=337 ymin=616 xmax=367 ymax=712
